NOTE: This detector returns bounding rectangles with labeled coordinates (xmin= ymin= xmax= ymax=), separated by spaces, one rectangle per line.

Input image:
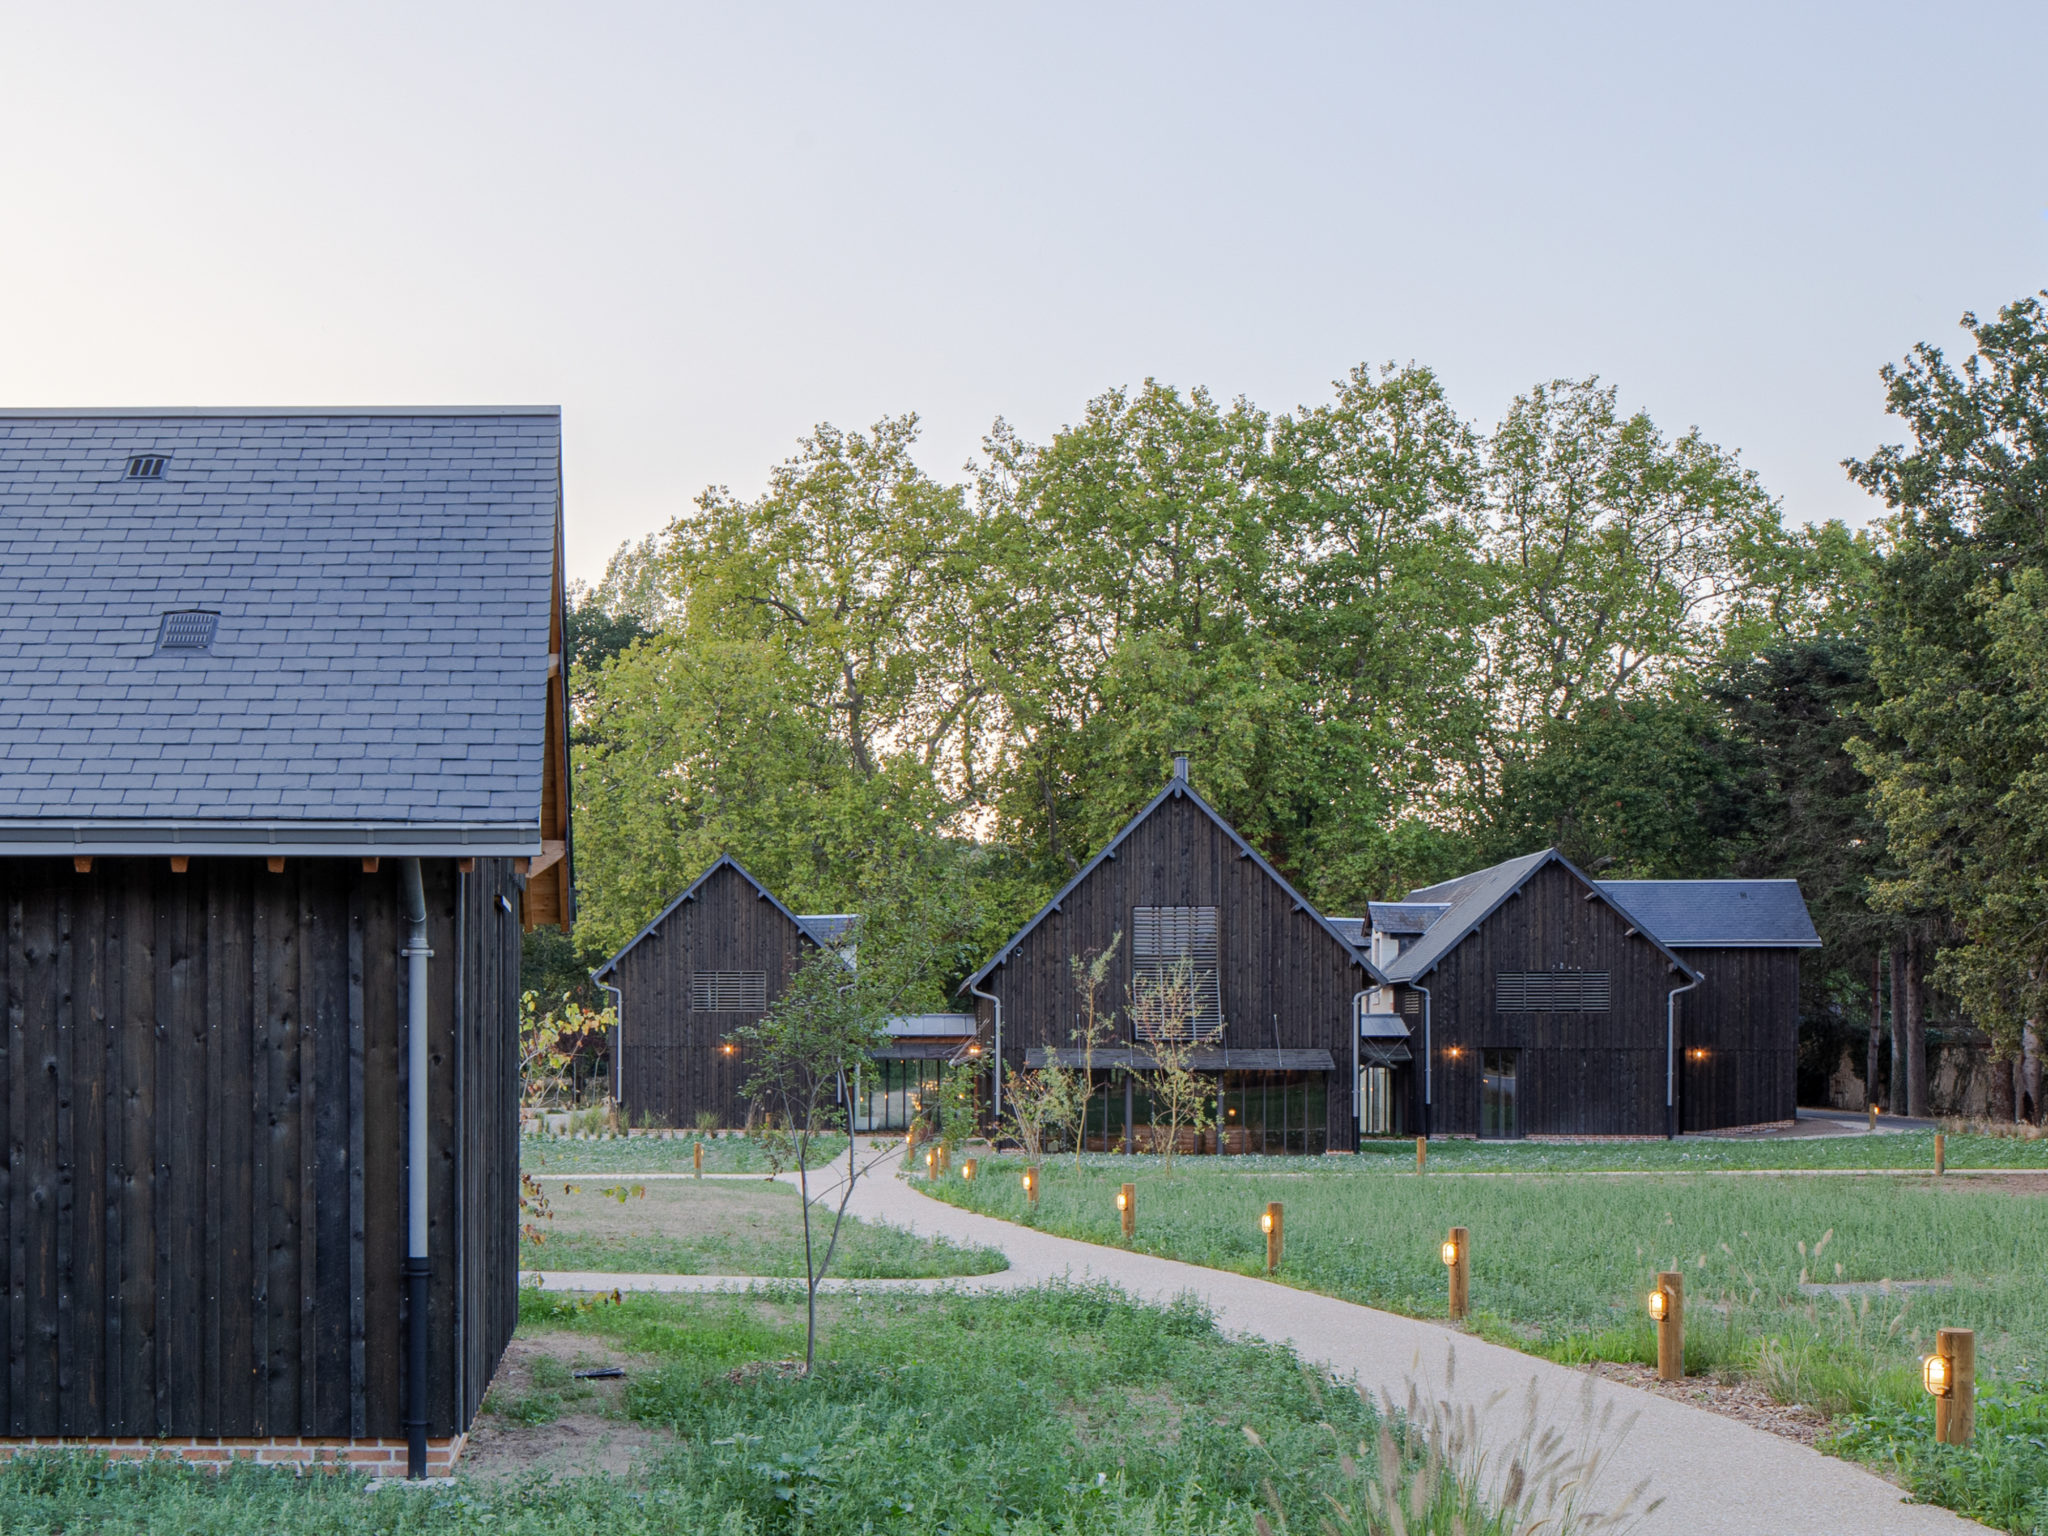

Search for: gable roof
xmin=961 ymin=775 xmax=1385 ymax=991
xmin=797 ymin=913 xmax=861 ymax=950
xmin=0 ymin=407 xmax=564 ymax=857
xmin=1368 ymin=901 xmax=1451 ymax=935
xmin=1382 ymin=848 xmax=1696 ymax=984
xmin=592 ymin=855 xmax=848 ymax=981
xmin=1596 ymin=880 xmax=1822 ymax=948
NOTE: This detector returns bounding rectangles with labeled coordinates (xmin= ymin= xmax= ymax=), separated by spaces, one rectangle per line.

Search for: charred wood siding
xmin=1404 ymin=863 xmax=1798 ymax=1136
xmin=611 ymin=865 xmax=812 ymax=1129
xmin=975 ymin=791 xmax=1367 ymax=1150
xmin=0 ymin=855 xmax=519 ymax=1441
xmin=1673 ymin=947 xmax=1799 ymax=1131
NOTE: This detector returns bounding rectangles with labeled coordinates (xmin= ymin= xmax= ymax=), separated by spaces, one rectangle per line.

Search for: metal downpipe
xmin=401 ymin=859 xmax=432 ymax=1479
xmin=1414 ymin=979 xmax=1433 ymax=1140
xmin=1666 ymin=968 xmax=1700 ymax=1141
xmin=968 ymin=981 xmax=1003 ymax=1126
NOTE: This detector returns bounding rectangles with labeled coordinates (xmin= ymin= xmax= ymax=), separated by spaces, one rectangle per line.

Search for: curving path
xmin=530 ymin=1158 xmax=1990 ymax=1535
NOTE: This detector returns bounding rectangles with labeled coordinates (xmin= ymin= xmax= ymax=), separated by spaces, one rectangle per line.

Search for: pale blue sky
xmin=3 ymin=3 xmax=2043 ymax=581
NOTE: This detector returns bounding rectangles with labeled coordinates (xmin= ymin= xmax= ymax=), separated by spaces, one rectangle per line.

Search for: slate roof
xmin=1596 ymin=880 xmax=1821 ymax=948
xmin=0 ymin=407 xmax=562 ymax=856
xmin=1382 ymin=849 xmax=1695 ymax=984
xmin=961 ymin=774 xmax=1386 ymax=991
xmin=1367 ymin=901 xmax=1451 ymax=935
xmin=1325 ymin=915 xmax=1368 ymax=951
xmin=592 ymin=856 xmax=850 ymax=981
xmin=798 ymin=913 xmax=862 ymax=950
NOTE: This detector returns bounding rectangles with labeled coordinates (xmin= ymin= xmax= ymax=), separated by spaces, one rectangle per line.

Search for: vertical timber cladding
xmin=978 ymin=789 xmax=1367 ymax=1151
xmin=1673 ymin=946 xmax=1800 ymax=1133
xmin=0 ymin=854 xmax=519 ymax=1442
xmin=610 ymin=862 xmax=816 ymax=1130
xmin=1424 ymin=861 xmax=1683 ymax=1137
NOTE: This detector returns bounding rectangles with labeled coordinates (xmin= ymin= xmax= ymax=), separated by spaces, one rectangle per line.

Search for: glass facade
xmin=850 ymin=1059 xmax=948 ymax=1133
xmin=1077 ymin=1069 xmax=1328 ymax=1155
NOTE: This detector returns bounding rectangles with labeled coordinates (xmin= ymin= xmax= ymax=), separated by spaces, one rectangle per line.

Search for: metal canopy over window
xmin=690 ymin=970 xmax=768 ymax=1012
xmin=1495 ymin=971 xmax=1610 ymax=1012
xmin=1131 ymin=904 xmax=1221 ymax=1036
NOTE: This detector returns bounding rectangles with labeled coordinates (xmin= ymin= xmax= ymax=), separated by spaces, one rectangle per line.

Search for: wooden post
xmin=1445 ymin=1227 xmax=1469 ymax=1320
xmin=693 ymin=1140 xmax=703 ymax=1179
xmin=1416 ymin=1137 xmax=1426 ymax=1173
xmin=1868 ymin=1103 xmax=1877 ymax=1131
xmin=1263 ymin=1202 xmax=1283 ymax=1273
xmin=1023 ymin=1165 xmax=1039 ymax=1205
xmin=926 ymin=1147 xmax=939 ymax=1181
xmin=1654 ymin=1271 xmax=1684 ymax=1381
xmin=961 ymin=1157 xmax=978 ymax=1181
xmin=1934 ymin=1328 xmax=1976 ymax=1444
xmin=1118 ymin=1183 xmax=1135 ymax=1238
xmin=1934 ymin=1132 xmax=1945 ymax=1176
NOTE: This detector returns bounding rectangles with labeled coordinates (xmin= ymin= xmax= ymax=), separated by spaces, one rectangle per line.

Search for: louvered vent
xmin=1495 ymin=971 xmax=1611 ymax=1012
xmin=126 ymin=455 xmax=168 ymax=479
xmin=690 ymin=971 xmax=768 ymax=1012
xmin=1131 ymin=905 xmax=1222 ymax=1039
xmin=156 ymin=611 xmax=219 ymax=653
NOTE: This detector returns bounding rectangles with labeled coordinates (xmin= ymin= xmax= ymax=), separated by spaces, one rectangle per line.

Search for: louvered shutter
xmin=690 ymin=971 xmax=769 ymax=1012
xmin=1131 ymin=905 xmax=1222 ymax=1038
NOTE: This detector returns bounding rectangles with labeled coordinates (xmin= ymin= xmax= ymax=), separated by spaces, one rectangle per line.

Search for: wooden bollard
xmin=1929 ymin=1327 xmax=1976 ymax=1444
xmin=1416 ymin=1136 xmax=1427 ymax=1173
xmin=1867 ymin=1103 xmax=1877 ymax=1132
xmin=693 ymin=1141 xmax=703 ymax=1179
xmin=961 ymin=1157 xmax=978 ymax=1182
xmin=1442 ymin=1227 xmax=1469 ymax=1320
xmin=1263 ymin=1202 xmax=1283 ymax=1273
xmin=925 ymin=1147 xmax=939 ymax=1181
xmin=1022 ymin=1165 xmax=1039 ymax=1205
xmin=1650 ymin=1271 xmax=1684 ymax=1381
xmin=1118 ymin=1183 xmax=1135 ymax=1238
xmin=939 ymin=1145 xmax=951 ymax=1176
xmin=1935 ymin=1132 xmax=1945 ymax=1176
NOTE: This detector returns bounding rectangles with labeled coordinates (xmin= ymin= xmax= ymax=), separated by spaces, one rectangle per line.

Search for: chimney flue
xmin=1171 ymin=752 xmax=1189 ymax=782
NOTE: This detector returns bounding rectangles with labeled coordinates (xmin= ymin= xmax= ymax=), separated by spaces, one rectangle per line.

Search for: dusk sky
xmin=4 ymin=3 xmax=2044 ymax=582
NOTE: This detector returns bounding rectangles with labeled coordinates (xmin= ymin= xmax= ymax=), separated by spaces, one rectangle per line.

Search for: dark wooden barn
xmin=1366 ymin=851 xmax=1818 ymax=1139
xmin=0 ymin=407 xmax=571 ymax=1475
xmin=595 ymin=858 xmax=854 ymax=1131
xmin=963 ymin=757 xmax=1384 ymax=1155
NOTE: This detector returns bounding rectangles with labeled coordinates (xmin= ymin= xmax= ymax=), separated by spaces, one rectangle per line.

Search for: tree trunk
xmin=2023 ymin=1021 xmax=2044 ymax=1125
xmin=1989 ymin=1056 xmax=2016 ymax=1123
xmin=1866 ymin=953 xmax=1883 ymax=1111
xmin=1888 ymin=945 xmax=1906 ymax=1112
xmin=1904 ymin=932 xmax=1928 ymax=1119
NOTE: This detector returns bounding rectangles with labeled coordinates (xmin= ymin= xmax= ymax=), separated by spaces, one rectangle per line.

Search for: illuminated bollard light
xmin=1262 ymin=1202 xmax=1283 ymax=1273
xmin=1648 ymin=1271 xmax=1684 ymax=1381
xmin=961 ymin=1158 xmax=977 ymax=1182
xmin=1118 ymin=1182 xmax=1135 ymax=1238
xmin=1441 ymin=1227 xmax=1469 ymax=1320
xmin=1022 ymin=1166 xmax=1039 ymax=1205
xmin=925 ymin=1147 xmax=939 ymax=1181
xmin=1925 ymin=1328 xmax=1976 ymax=1444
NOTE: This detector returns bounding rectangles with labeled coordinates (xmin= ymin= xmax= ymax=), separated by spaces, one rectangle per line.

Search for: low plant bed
xmin=523 ymin=1130 xmax=851 ymax=1174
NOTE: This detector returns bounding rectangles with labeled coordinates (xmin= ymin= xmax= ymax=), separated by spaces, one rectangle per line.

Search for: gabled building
xmin=0 ymin=407 xmax=569 ymax=1474
xmin=963 ymin=757 xmax=1383 ymax=1155
xmin=1354 ymin=850 xmax=1819 ymax=1139
xmin=595 ymin=857 xmax=854 ymax=1130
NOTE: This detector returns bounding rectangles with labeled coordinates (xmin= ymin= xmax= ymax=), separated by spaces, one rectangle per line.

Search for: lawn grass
xmin=0 ymin=1288 xmax=1581 ymax=1535
xmin=523 ymin=1131 xmax=850 ymax=1174
xmin=1349 ymin=1126 xmax=2048 ymax=1173
xmin=521 ymin=1177 xmax=1006 ymax=1278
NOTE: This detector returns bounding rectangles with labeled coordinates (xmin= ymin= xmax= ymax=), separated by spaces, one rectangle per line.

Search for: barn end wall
xmin=0 ymin=856 xmax=519 ymax=1444
xmin=611 ymin=862 xmax=813 ymax=1130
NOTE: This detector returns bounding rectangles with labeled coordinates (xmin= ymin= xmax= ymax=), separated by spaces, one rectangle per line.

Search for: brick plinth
xmin=0 ymin=1433 xmax=468 ymax=1476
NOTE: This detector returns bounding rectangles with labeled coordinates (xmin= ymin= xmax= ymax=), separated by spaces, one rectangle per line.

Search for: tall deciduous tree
xmin=1849 ymin=293 xmax=2048 ymax=1116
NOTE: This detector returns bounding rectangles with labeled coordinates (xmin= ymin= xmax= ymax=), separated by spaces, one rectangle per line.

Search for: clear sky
xmin=4 ymin=3 xmax=2043 ymax=581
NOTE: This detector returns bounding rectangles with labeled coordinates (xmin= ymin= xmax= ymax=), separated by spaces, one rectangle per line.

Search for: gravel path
xmin=528 ymin=1160 xmax=1990 ymax=1535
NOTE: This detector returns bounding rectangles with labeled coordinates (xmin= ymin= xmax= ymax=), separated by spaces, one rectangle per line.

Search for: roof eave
xmin=0 ymin=820 xmax=543 ymax=859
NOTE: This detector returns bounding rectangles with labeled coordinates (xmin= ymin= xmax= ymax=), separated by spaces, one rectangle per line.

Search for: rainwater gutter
xmin=1666 ymin=967 xmax=1701 ymax=1141
xmin=400 ymin=859 xmax=432 ymax=1480
xmin=1412 ymin=976 xmax=1434 ymax=1140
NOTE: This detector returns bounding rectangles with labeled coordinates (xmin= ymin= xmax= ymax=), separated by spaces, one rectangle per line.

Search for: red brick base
xmin=0 ymin=1433 xmax=468 ymax=1476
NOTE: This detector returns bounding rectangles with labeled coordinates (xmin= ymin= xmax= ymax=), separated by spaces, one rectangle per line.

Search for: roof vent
xmin=126 ymin=455 xmax=168 ymax=480
xmin=156 ymin=611 xmax=219 ymax=653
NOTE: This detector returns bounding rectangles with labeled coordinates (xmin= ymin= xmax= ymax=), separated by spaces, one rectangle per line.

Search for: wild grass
xmin=0 ymin=1286 xmax=1630 ymax=1533
xmin=523 ymin=1132 xmax=851 ymax=1174
xmin=520 ymin=1178 xmax=1006 ymax=1279
xmin=926 ymin=1154 xmax=2048 ymax=1412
